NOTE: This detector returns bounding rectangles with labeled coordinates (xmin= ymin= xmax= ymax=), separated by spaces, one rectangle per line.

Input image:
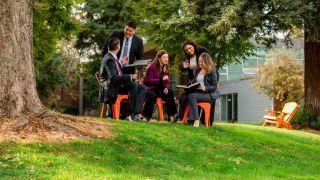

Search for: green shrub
xmin=291 ymin=109 xmax=310 ymax=129
xmin=310 ymin=116 xmax=320 ymax=130
xmin=291 ymin=109 xmax=320 ymax=130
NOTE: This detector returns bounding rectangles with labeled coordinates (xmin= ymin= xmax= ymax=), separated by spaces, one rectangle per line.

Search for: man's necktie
xmin=115 ymin=59 xmax=123 ymax=76
xmin=122 ymin=38 xmax=129 ymax=58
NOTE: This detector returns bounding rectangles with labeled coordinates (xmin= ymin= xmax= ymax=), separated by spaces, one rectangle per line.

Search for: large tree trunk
xmin=304 ymin=1 xmax=320 ymax=119
xmin=304 ymin=33 xmax=320 ymax=117
xmin=0 ymin=0 xmax=111 ymax=141
xmin=0 ymin=0 xmax=43 ymax=117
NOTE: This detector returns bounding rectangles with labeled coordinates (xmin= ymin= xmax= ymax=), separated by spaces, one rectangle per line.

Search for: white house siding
xmin=215 ymin=78 xmax=272 ymax=123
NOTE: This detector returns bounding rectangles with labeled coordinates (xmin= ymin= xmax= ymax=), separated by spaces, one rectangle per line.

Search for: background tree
xmin=45 ymin=38 xmax=81 ymax=114
xmin=196 ymin=0 xmax=320 ymax=123
xmin=0 ymin=0 xmax=82 ymax=116
xmin=0 ymin=0 xmax=109 ymax=141
xmin=57 ymin=38 xmax=81 ymax=92
xmin=131 ymin=0 xmax=255 ymax=71
xmin=253 ymin=52 xmax=304 ymax=104
xmin=33 ymin=0 xmax=80 ymax=98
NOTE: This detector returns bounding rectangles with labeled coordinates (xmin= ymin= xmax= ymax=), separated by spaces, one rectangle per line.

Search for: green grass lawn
xmin=1 ymin=120 xmax=320 ymax=179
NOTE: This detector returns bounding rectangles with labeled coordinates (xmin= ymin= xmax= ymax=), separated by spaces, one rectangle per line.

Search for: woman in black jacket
xmin=178 ymin=53 xmax=220 ymax=127
xmin=181 ymin=40 xmax=211 ymax=83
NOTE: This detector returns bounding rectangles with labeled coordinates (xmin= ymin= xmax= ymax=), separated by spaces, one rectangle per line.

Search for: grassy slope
xmin=0 ymin=120 xmax=320 ymax=179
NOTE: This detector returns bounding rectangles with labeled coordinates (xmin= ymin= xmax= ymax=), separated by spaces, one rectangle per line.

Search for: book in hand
xmin=176 ymin=82 xmax=201 ymax=93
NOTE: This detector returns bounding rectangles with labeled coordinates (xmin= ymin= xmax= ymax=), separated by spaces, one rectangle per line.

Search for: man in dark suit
xmin=102 ymin=20 xmax=144 ymax=74
xmin=99 ymin=38 xmax=146 ymax=121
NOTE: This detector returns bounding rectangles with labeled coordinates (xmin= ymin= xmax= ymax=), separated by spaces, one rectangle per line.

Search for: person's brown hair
xmin=153 ymin=50 xmax=170 ymax=74
xmin=126 ymin=20 xmax=137 ymax=29
xmin=181 ymin=40 xmax=199 ymax=59
xmin=199 ymin=52 xmax=215 ymax=74
xmin=108 ymin=38 xmax=120 ymax=51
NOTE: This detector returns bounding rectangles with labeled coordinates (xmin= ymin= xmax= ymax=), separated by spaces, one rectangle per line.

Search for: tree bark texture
xmin=304 ymin=34 xmax=320 ymax=117
xmin=304 ymin=1 xmax=320 ymax=118
xmin=0 ymin=0 xmax=43 ymax=117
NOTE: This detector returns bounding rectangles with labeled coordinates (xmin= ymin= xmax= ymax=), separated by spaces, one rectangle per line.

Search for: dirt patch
xmin=0 ymin=110 xmax=112 ymax=142
xmin=301 ymin=127 xmax=320 ymax=135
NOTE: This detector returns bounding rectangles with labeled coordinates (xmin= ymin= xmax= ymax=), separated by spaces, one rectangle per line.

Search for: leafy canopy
xmin=132 ymin=0 xmax=255 ymax=69
xmin=33 ymin=0 xmax=80 ymax=97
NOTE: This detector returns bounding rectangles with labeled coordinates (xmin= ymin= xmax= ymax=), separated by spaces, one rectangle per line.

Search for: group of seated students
xmin=99 ymin=38 xmax=219 ymax=127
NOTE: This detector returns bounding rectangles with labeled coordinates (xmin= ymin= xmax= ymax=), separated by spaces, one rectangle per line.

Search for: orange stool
xmin=96 ymin=71 xmax=129 ymax=120
xmin=111 ymin=94 xmax=129 ymax=120
xmin=99 ymin=94 xmax=128 ymax=119
xmin=156 ymin=98 xmax=165 ymax=121
xmin=182 ymin=102 xmax=211 ymax=127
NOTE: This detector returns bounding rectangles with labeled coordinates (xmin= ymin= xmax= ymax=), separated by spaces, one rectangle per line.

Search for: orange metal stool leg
xmin=181 ymin=102 xmax=211 ymax=127
xmin=156 ymin=98 xmax=165 ymax=121
xmin=182 ymin=104 xmax=190 ymax=124
xmin=112 ymin=94 xmax=129 ymax=120
xmin=197 ymin=102 xmax=211 ymax=128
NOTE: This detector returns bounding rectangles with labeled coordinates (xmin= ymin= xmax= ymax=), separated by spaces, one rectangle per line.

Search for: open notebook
xmin=176 ymin=82 xmax=201 ymax=93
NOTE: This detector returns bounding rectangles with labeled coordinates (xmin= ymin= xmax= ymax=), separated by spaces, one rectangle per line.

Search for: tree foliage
xmin=33 ymin=0 xmax=79 ymax=98
xmin=131 ymin=0 xmax=255 ymax=70
xmin=253 ymin=52 xmax=304 ymax=103
xmin=76 ymin=0 xmax=134 ymax=51
xmin=202 ymin=0 xmax=319 ymax=43
xmin=200 ymin=0 xmax=320 ymax=118
xmin=43 ymin=38 xmax=81 ymax=113
xmin=57 ymin=38 xmax=81 ymax=83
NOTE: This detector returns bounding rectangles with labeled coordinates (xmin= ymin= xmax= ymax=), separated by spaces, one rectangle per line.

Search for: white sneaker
xmin=128 ymin=114 xmax=135 ymax=122
xmin=169 ymin=116 xmax=176 ymax=123
xmin=194 ymin=120 xmax=200 ymax=128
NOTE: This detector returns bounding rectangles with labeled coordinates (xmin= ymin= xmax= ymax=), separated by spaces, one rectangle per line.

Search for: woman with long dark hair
xmin=181 ymin=40 xmax=212 ymax=84
xmin=142 ymin=50 xmax=177 ymax=122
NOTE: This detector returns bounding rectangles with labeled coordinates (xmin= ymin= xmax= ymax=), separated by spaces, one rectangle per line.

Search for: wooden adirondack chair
xmin=262 ymin=102 xmax=298 ymax=130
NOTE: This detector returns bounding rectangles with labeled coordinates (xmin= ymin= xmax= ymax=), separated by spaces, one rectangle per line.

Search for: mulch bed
xmin=0 ymin=110 xmax=111 ymax=142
